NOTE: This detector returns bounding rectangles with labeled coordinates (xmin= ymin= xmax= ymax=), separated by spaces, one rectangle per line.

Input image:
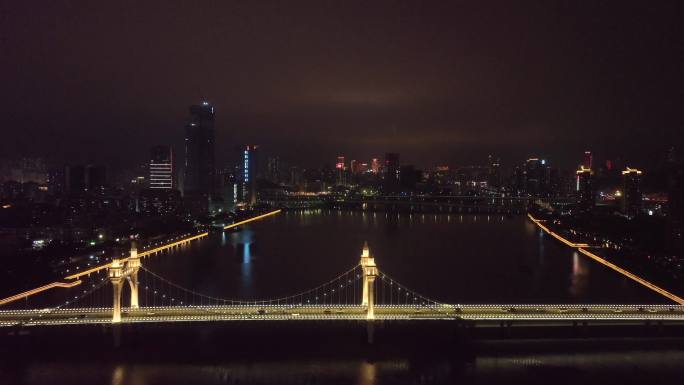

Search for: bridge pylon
xmin=108 ymin=258 xmax=124 ymax=323
xmin=359 ymin=241 xmax=378 ymax=319
xmin=126 ymin=241 xmax=141 ymax=308
xmin=107 ymin=241 xmax=144 ymax=323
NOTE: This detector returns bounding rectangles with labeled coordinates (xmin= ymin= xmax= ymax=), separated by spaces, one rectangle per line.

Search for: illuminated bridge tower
xmin=108 ymin=241 xmax=143 ymax=323
xmin=126 ymin=241 xmax=141 ymax=309
xmin=360 ymin=242 xmax=378 ymax=319
xmin=108 ymin=258 xmax=124 ymax=323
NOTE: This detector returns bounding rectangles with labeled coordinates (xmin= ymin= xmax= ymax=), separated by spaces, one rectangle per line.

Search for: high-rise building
xmin=266 ymin=156 xmax=280 ymax=184
xmin=399 ymin=165 xmax=418 ymax=190
xmin=184 ymin=102 xmax=215 ymax=195
xmin=583 ymin=151 xmax=593 ymax=170
xmin=371 ymin=158 xmax=380 ymax=174
xmin=183 ymin=102 xmax=215 ymax=215
xmin=65 ymin=165 xmax=86 ymax=195
xmin=138 ymin=188 xmax=181 ymax=216
xmin=85 ymin=165 xmax=106 ymax=193
xmin=149 ymin=146 xmax=173 ymax=189
xmin=622 ymin=167 xmax=642 ymax=217
xmin=239 ymin=145 xmax=259 ymax=205
xmin=576 ymin=166 xmax=594 ymax=211
xmin=350 ymin=160 xmax=359 ymax=175
xmin=524 ymin=158 xmax=543 ymax=195
xmin=488 ymin=155 xmax=501 ymax=189
xmin=289 ymin=166 xmax=303 ymax=187
xmin=47 ymin=167 xmax=65 ymax=196
xmin=384 ymin=153 xmax=400 ymax=194
xmin=335 ymin=156 xmax=346 ymax=185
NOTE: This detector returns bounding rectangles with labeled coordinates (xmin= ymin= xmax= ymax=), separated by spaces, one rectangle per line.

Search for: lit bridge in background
xmin=1 ymin=210 xmax=684 ymax=328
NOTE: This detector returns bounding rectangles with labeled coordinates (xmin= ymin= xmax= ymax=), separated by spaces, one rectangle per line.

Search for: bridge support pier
xmin=109 ymin=259 xmax=124 ymax=323
xmin=108 ymin=241 xmax=143 ymax=323
xmin=127 ymin=242 xmax=141 ymax=309
xmin=359 ymin=242 xmax=378 ymax=320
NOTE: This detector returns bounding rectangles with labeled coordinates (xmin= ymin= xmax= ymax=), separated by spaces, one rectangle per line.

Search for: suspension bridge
xmin=1 ymin=211 xmax=684 ymax=328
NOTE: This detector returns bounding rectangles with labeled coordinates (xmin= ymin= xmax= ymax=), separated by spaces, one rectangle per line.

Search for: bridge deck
xmin=2 ymin=304 xmax=684 ymax=327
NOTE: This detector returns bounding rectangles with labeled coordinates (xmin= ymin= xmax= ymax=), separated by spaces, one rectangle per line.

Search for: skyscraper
xmin=266 ymin=156 xmax=280 ymax=184
xmin=239 ymin=145 xmax=259 ymax=205
xmin=335 ymin=156 xmax=346 ymax=185
xmin=384 ymin=153 xmax=400 ymax=194
xmin=576 ymin=166 xmax=594 ymax=211
xmin=85 ymin=165 xmax=106 ymax=193
xmin=622 ymin=167 xmax=642 ymax=217
xmin=64 ymin=165 xmax=85 ymax=195
xmin=183 ymin=102 xmax=215 ymax=214
xmin=583 ymin=151 xmax=593 ymax=169
xmin=184 ymin=102 xmax=215 ymax=195
xmin=350 ymin=160 xmax=359 ymax=175
xmin=524 ymin=158 xmax=543 ymax=195
xmin=149 ymin=146 xmax=173 ymax=189
xmin=487 ymin=155 xmax=501 ymax=189
xmin=371 ymin=158 xmax=380 ymax=174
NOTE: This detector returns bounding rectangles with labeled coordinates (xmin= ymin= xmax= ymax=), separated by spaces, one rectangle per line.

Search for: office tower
xmin=335 ymin=156 xmax=346 ymax=185
xmin=524 ymin=158 xmax=543 ymax=195
xmin=399 ymin=165 xmax=418 ymax=190
xmin=149 ymin=146 xmax=173 ymax=189
xmin=65 ymin=165 xmax=86 ymax=195
xmin=371 ymin=158 xmax=380 ymax=174
xmin=85 ymin=165 xmax=106 ymax=192
xmin=350 ymin=160 xmax=359 ymax=175
xmin=289 ymin=166 xmax=302 ymax=187
xmin=47 ymin=167 xmax=65 ymax=196
xmin=138 ymin=189 xmax=182 ymax=216
xmin=548 ymin=167 xmax=563 ymax=197
xmin=384 ymin=153 xmax=400 ymax=193
xmin=488 ymin=155 xmax=501 ymax=189
xmin=184 ymin=102 xmax=215 ymax=195
xmin=576 ymin=166 xmax=595 ymax=211
xmin=622 ymin=167 xmax=642 ymax=217
xmin=239 ymin=145 xmax=259 ymax=205
xmin=267 ymin=156 xmax=280 ymax=184
xmin=583 ymin=151 xmax=593 ymax=169
xmin=183 ymin=102 xmax=215 ymax=214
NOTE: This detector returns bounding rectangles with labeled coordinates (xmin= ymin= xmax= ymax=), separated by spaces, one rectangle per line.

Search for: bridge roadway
xmin=2 ymin=304 xmax=684 ymax=327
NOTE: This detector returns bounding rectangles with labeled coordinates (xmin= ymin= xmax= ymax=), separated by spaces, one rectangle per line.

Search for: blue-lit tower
xmin=239 ymin=145 xmax=259 ymax=205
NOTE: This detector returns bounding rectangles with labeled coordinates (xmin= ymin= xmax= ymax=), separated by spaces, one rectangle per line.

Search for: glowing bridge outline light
xmin=528 ymin=214 xmax=684 ymax=305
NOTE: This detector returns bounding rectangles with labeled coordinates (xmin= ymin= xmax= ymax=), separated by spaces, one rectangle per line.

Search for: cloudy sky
xmin=1 ymin=1 xmax=682 ymax=169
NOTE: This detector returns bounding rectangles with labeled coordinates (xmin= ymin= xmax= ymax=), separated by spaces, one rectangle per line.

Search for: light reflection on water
xmin=126 ymin=210 xmax=670 ymax=305
xmin=9 ymin=348 xmax=684 ymax=385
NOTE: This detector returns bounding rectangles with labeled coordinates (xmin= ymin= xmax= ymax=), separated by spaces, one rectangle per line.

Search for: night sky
xmin=1 ymin=1 xmax=682 ymax=169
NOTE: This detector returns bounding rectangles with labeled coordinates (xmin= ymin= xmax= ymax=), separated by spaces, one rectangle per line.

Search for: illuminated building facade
xmin=239 ymin=145 xmax=259 ymax=205
xmin=622 ymin=167 xmax=642 ymax=217
xmin=149 ymin=145 xmax=173 ymax=189
xmin=335 ymin=156 xmax=346 ymax=185
xmin=371 ymin=158 xmax=380 ymax=174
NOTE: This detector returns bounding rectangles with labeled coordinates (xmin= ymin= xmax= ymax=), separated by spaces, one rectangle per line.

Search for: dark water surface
xmin=4 ymin=340 xmax=684 ymax=385
xmin=143 ymin=210 xmax=666 ymax=304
